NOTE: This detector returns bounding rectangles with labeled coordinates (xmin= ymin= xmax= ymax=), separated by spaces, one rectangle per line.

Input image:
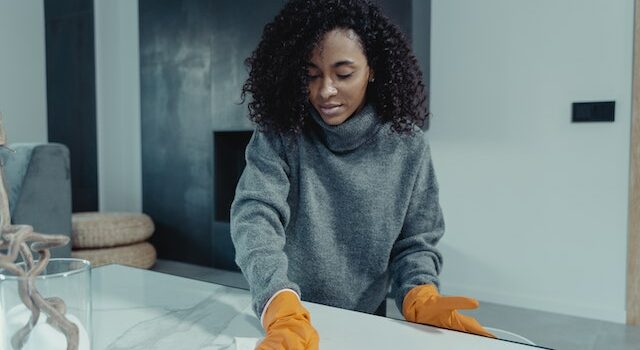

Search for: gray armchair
xmin=0 ymin=143 xmax=72 ymax=257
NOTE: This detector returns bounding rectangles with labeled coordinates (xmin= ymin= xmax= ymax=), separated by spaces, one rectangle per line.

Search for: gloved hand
xmin=402 ymin=284 xmax=495 ymax=338
xmin=257 ymin=290 xmax=320 ymax=350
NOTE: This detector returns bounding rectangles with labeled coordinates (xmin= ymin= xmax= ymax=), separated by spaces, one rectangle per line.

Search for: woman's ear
xmin=368 ymin=69 xmax=375 ymax=83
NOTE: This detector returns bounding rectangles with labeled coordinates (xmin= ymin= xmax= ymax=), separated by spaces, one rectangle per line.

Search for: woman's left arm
xmin=389 ymin=140 xmax=494 ymax=337
xmin=389 ymin=140 xmax=444 ymax=311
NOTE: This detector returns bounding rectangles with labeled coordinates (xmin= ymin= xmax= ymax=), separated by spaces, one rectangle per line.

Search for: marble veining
xmin=102 ymin=288 xmax=252 ymax=349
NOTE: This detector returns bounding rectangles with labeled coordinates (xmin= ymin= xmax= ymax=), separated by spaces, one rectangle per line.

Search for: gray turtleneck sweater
xmin=230 ymin=105 xmax=444 ymax=317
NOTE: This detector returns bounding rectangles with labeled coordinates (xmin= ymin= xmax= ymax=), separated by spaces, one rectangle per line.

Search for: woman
xmin=231 ymin=0 xmax=493 ymax=348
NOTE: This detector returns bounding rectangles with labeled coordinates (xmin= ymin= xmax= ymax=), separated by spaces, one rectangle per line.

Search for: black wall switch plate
xmin=572 ymin=101 xmax=615 ymax=122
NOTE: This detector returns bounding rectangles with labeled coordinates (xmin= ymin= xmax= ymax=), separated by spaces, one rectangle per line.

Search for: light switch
xmin=572 ymin=101 xmax=615 ymax=122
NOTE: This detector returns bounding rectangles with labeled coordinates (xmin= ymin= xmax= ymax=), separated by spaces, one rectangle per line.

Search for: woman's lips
xmin=319 ymin=104 xmax=344 ymax=117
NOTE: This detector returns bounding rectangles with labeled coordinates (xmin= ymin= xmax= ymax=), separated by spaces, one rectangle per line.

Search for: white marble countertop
xmin=92 ymin=264 xmax=549 ymax=350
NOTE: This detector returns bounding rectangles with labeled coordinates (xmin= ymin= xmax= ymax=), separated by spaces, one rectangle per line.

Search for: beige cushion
xmin=72 ymin=242 xmax=156 ymax=269
xmin=72 ymin=212 xmax=154 ymax=248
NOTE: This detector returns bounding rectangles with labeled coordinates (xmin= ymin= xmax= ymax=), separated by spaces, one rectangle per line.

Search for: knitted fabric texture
xmin=231 ymin=105 xmax=444 ymax=316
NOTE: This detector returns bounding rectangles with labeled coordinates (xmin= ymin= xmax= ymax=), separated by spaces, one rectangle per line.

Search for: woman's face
xmin=307 ymin=29 xmax=373 ymax=126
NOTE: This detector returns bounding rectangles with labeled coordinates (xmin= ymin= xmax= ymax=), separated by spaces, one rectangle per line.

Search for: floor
xmin=151 ymin=259 xmax=640 ymax=350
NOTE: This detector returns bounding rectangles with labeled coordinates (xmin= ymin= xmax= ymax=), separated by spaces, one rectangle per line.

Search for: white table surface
xmin=92 ymin=264 xmax=549 ymax=350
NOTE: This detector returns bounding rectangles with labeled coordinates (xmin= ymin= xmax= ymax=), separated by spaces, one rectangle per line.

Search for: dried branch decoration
xmin=0 ymin=113 xmax=79 ymax=350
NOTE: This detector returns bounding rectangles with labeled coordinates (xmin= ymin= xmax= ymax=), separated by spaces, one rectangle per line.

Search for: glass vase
xmin=0 ymin=258 xmax=92 ymax=350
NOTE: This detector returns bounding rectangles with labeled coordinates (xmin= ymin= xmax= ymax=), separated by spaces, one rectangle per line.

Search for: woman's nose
xmin=320 ymin=79 xmax=338 ymax=99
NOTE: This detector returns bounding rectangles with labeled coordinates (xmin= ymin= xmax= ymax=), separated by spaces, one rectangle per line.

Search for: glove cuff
xmin=260 ymin=289 xmax=300 ymax=327
xmin=262 ymin=289 xmax=308 ymax=330
xmin=402 ymin=284 xmax=439 ymax=322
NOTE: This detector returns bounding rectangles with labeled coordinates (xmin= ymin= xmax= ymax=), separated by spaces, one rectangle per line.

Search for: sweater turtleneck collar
xmin=308 ymin=103 xmax=382 ymax=153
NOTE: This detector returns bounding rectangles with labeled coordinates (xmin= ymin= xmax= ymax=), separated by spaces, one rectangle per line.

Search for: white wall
xmin=0 ymin=0 xmax=48 ymax=143
xmin=429 ymin=0 xmax=633 ymax=323
xmin=94 ymin=0 xmax=142 ymax=212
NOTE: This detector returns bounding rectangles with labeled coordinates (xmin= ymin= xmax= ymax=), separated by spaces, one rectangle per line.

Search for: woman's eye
xmin=337 ymin=73 xmax=353 ymax=79
xmin=307 ymin=74 xmax=319 ymax=80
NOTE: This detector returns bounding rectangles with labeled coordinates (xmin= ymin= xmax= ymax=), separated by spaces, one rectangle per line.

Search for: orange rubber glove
xmin=257 ymin=291 xmax=320 ymax=350
xmin=402 ymin=284 xmax=495 ymax=338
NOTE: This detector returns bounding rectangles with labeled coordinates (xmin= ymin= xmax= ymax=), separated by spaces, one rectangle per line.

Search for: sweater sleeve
xmin=230 ymin=129 xmax=300 ymax=317
xmin=389 ymin=140 xmax=445 ymax=313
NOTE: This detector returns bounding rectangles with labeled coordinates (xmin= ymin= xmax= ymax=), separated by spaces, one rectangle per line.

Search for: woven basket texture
xmin=72 ymin=241 xmax=157 ymax=269
xmin=72 ymin=212 xmax=154 ymax=248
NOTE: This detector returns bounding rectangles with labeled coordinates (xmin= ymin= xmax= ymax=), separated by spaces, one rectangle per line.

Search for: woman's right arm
xmin=230 ymin=130 xmax=300 ymax=317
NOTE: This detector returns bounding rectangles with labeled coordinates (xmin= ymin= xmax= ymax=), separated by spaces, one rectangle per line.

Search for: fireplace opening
xmin=213 ymin=130 xmax=253 ymax=271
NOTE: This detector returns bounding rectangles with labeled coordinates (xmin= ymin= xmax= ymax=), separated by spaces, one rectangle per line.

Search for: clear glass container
xmin=0 ymin=258 xmax=92 ymax=350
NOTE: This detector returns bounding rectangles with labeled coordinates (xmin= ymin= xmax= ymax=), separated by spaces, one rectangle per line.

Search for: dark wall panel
xmin=45 ymin=0 xmax=98 ymax=212
xmin=140 ymin=0 xmax=215 ymax=266
xmin=376 ymin=0 xmax=413 ymax=43
xmin=140 ymin=0 xmax=284 ymax=267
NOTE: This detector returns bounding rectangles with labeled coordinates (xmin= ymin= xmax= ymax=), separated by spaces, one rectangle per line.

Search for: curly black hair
xmin=241 ymin=0 xmax=428 ymax=135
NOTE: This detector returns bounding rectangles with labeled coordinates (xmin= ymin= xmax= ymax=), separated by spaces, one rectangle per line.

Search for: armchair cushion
xmin=0 ymin=143 xmax=72 ymax=258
